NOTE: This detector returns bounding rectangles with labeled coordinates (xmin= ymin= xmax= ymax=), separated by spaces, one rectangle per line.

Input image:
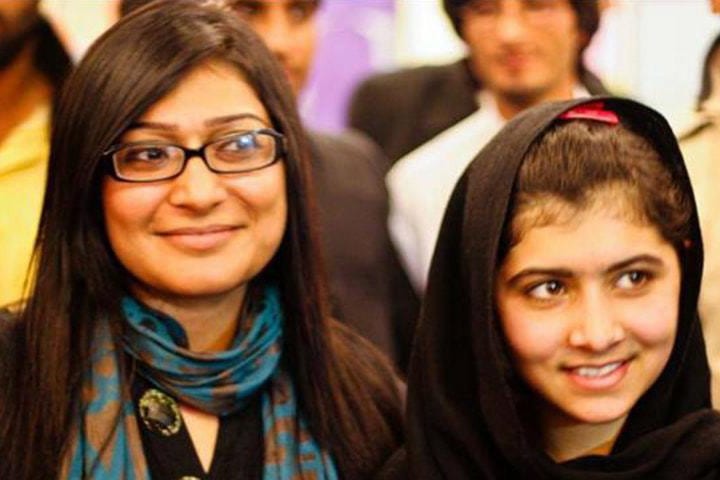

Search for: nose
xmin=258 ymin=13 xmax=293 ymax=63
xmin=568 ymin=288 xmax=625 ymax=352
xmin=495 ymin=1 xmax=527 ymax=42
xmin=167 ymin=155 xmax=227 ymax=212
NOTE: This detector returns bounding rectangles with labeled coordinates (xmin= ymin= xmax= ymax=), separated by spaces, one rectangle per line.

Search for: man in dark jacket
xmin=350 ymin=0 xmax=608 ymax=304
xmin=348 ymin=0 xmax=606 ymax=162
xmin=121 ymin=0 xmax=409 ymax=368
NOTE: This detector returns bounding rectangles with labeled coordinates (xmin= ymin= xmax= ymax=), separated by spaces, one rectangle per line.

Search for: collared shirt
xmin=388 ymin=87 xmax=589 ymax=293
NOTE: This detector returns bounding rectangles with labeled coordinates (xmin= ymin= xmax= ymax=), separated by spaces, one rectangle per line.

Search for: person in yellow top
xmin=0 ymin=1 xmax=70 ymax=306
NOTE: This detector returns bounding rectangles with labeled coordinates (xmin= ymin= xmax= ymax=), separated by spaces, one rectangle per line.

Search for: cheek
xmin=624 ymin=268 xmax=681 ymax=348
xmin=296 ymin=25 xmax=317 ymax=68
xmin=233 ymin=167 xmax=287 ymax=239
xmin=544 ymin=22 xmax=580 ymax=61
xmin=624 ymin=297 xmax=678 ymax=348
xmin=498 ymin=300 xmax=566 ymax=364
xmin=462 ymin=20 xmax=492 ymax=57
xmin=102 ymin=181 xmax=164 ymax=246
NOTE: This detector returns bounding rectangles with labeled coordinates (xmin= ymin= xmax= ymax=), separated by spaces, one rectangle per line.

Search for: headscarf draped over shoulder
xmin=407 ymin=97 xmax=720 ymax=479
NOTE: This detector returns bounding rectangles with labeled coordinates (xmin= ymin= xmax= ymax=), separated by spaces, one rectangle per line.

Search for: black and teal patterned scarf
xmin=61 ymin=285 xmax=338 ymax=479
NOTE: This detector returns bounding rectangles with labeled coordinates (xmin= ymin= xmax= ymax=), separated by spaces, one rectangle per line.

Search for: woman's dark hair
xmin=443 ymin=0 xmax=600 ymax=75
xmin=0 ymin=2 xmax=400 ymax=478
xmin=119 ymin=0 xmax=323 ymax=18
xmin=697 ymin=31 xmax=720 ymax=110
xmin=501 ymin=119 xmax=692 ymax=258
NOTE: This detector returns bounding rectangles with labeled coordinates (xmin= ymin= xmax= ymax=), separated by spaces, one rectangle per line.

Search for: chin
xmin=494 ymin=80 xmax=549 ymax=103
xmin=147 ymin=274 xmax=250 ymax=299
xmin=565 ymin=399 xmax=633 ymax=425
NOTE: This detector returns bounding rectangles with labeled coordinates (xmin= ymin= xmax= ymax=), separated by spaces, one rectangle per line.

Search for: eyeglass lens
xmin=112 ymin=131 xmax=278 ymax=181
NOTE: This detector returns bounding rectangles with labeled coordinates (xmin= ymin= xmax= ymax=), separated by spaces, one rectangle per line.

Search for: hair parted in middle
xmin=503 ymin=117 xmax=693 ymax=258
xmin=0 ymin=2 xmax=401 ymax=478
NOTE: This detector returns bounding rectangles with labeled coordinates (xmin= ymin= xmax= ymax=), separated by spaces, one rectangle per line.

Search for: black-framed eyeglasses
xmin=103 ymin=128 xmax=285 ymax=183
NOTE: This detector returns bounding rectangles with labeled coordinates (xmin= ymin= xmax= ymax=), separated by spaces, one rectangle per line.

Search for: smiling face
xmin=460 ymin=0 xmax=581 ymax=105
xmin=102 ymin=60 xmax=287 ymax=304
xmin=494 ymin=193 xmax=680 ymax=429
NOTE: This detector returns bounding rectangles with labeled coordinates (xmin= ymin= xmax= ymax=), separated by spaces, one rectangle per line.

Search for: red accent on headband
xmin=557 ymin=101 xmax=619 ymax=125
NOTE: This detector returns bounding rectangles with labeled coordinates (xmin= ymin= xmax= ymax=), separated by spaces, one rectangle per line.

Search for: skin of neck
xmin=0 ymin=38 xmax=50 ymax=143
xmin=131 ymin=283 xmax=248 ymax=353
xmin=540 ymin=404 xmax=627 ymax=462
xmin=493 ymin=74 xmax=578 ymax=121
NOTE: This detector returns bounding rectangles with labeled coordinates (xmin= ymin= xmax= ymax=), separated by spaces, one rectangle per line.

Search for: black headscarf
xmin=406 ymin=97 xmax=720 ymax=479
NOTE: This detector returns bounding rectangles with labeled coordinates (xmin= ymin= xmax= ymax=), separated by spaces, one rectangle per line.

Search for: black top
xmin=132 ymin=375 xmax=264 ymax=480
xmin=348 ymin=60 xmax=478 ymax=163
xmin=308 ymin=131 xmax=398 ymax=361
xmin=405 ymin=97 xmax=720 ymax=479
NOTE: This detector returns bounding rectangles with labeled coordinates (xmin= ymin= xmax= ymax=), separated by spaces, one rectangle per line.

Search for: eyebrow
xmin=125 ymin=113 xmax=269 ymax=132
xmin=506 ymin=254 xmax=665 ymax=286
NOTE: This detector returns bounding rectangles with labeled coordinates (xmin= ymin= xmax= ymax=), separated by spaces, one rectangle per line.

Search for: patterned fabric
xmin=61 ymin=286 xmax=338 ymax=479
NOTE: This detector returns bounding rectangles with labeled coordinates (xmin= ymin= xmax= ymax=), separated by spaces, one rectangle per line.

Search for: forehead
xmin=0 ymin=0 xmax=37 ymax=18
xmin=502 ymin=198 xmax=671 ymax=273
xmin=0 ymin=0 xmax=38 ymax=32
xmin=510 ymin=186 xmax=645 ymax=245
xmin=138 ymin=60 xmax=269 ymax=127
xmin=227 ymin=0 xmax=320 ymax=11
xmin=461 ymin=0 xmax=578 ymax=27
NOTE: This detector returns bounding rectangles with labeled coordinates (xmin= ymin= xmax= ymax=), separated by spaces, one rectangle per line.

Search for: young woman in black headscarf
xmin=406 ymin=97 xmax=720 ymax=479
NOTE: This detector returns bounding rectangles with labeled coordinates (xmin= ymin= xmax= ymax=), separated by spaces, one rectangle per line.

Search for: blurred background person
xmin=353 ymin=0 xmax=608 ymax=301
xmin=349 ymin=0 xmax=605 ymax=163
xmin=0 ymin=0 xmax=70 ymax=306
xmin=120 ymin=0 xmax=411 ymax=370
xmin=680 ymin=29 xmax=720 ymax=407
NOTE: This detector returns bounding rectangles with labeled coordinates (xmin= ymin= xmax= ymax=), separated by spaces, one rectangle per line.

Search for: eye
xmin=526 ymin=280 xmax=565 ymax=300
xmin=616 ymin=270 xmax=651 ymax=290
xmin=524 ymin=0 xmax=555 ymax=11
xmin=211 ymin=132 xmax=275 ymax=167
xmin=218 ymin=133 xmax=261 ymax=154
xmin=463 ymin=0 xmax=498 ymax=16
xmin=230 ymin=1 xmax=263 ymax=18
xmin=288 ymin=1 xmax=317 ymax=22
xmin=118 ymin=146 xmax=171 ymax=165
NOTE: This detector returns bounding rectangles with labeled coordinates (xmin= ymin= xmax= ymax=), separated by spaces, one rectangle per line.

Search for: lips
xmin=563 ymin=357 xmax=634 ymax=391
xmin=157 ymin=224 xmax=241 ymax=251
xmin=496 ymin=50 xmax=534 ymax=72
xmin=575 ymin=361 xmax=624 ymax=378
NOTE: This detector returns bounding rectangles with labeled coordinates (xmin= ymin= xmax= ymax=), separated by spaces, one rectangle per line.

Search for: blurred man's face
xmin=0 ymin=0 xmax=40 ymax=69
xmin=460 ymin=0 xmax=582 ymax=103
xmin=228 ymin=0 xmax=319 ymax=94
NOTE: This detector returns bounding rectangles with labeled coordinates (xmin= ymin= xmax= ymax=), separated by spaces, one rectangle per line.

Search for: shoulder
xmin=329 ymin=319 xmax=405 ymax=404
xmin=348 ymin=60 xmax=478 ymax=160
xmin=373 ymin=447 xmax=409 ymax=480
xmin=0 ymin=308 xmax=20 ymax=379
xmin=355 ymin=61 xmax=469 ymax=95
xmin=350 ymin=62 xmax=472 ymax=120
xmin=308 ymin=129 xmax=389 ymax=177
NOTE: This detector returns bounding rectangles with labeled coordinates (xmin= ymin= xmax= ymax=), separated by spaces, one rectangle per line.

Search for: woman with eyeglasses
xmin=405 ymin=98 xmax=720 ymax=479
xmin=0 ymin=2 xmax=402 ymax=479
